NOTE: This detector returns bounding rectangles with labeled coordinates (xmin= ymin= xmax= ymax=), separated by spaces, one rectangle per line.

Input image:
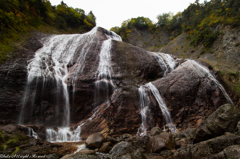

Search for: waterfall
xmin=19 ymin=27 xmax=100 ymax=127
xmin=149 ymin=52 xmax=176 ymax=76
xmin=18 ymin=27 xmax=112 ymax=142
xmin=137 ymin=86 xmax=151 ymax=136
xmin=146 ymin=83 xmax=177 ymax=133
xmin=185 ymin=60 xmax=234 ymax=106
xmin=94 ymin=31 xmax=122 ymax=105
xmin=43 ymin=27 xmax=121 ymax=143
xmin=137 ymin=82 xmax=177 ymax=135
xmin=137 ymin=52 xmax=177 ymax=135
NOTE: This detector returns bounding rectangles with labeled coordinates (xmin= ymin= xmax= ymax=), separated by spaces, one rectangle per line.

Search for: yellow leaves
xmin=84 ymin=19 xmax=92 ymax=27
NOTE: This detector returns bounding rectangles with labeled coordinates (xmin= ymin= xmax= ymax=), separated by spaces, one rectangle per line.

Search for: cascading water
xmin=180 ymin=60 xmax=234 ymax=106
xmin=149 ymin=52 xmax=176 ymax=76
xmin=46 ymin=125 xmax=81 ymax=142
xmin=18 ymin=27 xmax=109 ymax=142
xmin=94 ymin=31 xmax=122 ymax=105
xmin=137 ymin=86 xmax=151 ymax=136
xmin=137 ymin=52 xmax=177 ymax=136
xmin=28 ymin=128 xmax=38 ymax=139
xmin=146 ymin=82 xmax=177 ymax=133
xmin=44 ymin=27 xmax=122 ymax=142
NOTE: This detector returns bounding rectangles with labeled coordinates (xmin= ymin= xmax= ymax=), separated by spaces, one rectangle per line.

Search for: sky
xmin=49 ymin=0 xmax=208 ymax=30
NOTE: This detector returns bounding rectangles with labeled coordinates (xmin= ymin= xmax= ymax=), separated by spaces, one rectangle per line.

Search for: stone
xmin=146 ymin=132 xmax=175 ymax=153
xmin=86 ymin=132 xmax=104 ymax=149
xmin=172 ymin=134 xmax=240 ymax=159
xmin=193 ymin=104 xmax=240 ymax=143
xmin=109 ymin=141 xmax=133 ymax=159
xmin=133 ymin=136 xmax=149 ymax=149
xmin=150 ymin=127 xmax=163 ymax=136
xmin=99 ymin=142 xmax=112 ymax=153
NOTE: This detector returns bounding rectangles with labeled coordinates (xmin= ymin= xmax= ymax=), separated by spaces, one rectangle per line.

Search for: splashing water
xmin=146 ymin=82 xmax=177 ymax=133
xmin=46 ymin=125 xmax=81 ymax=143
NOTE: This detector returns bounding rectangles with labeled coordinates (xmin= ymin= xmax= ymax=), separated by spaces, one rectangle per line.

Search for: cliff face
xmin=125 ymin=27 xmax=171 ymax=52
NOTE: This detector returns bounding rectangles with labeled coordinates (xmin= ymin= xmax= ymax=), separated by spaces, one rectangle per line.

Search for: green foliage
xmin=0 ymin=0 xmax=96 ymax=63
xmin=110 ymin=16 xmax=156 ymax=41
xmin=156 ymin=12 xmax=173 ymax=26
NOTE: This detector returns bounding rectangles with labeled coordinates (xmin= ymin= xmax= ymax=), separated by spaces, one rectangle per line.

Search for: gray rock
xmin=146 ymin=132 xmax=175 ymax=153
xmin=150 ymin=127 xmax=163 ymax=136
xmin=110 ymin=141 xmax=133 ymax=159
xmin=172 ymin=134 xmax=240 ymax=159
xmin=194 ymin=104 xmax=240 ymax=143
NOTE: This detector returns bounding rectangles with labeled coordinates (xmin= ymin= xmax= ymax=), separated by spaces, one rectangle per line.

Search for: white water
xmin=94 ymin=30 xmax=121 ymax=105
xmin=146 ymin=82 xmax=177 ymax=133
xmin=150 ymin=52 xmax=176 ymax=76
xmin=74 ymin=144 xmax=86 ymax=154
xmin=28 ymin=128 xmax=38 ymax=139
xmin=183 ymin=60 xmax=234 ymax=106
xmin=46 ymin=125 xmax=81 ymax=143
xmin=137 ymin=86 xmax=151 ymax=136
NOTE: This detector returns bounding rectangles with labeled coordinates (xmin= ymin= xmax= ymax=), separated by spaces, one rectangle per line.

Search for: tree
xmin=156 ymin=12 xmax=172 ymax=26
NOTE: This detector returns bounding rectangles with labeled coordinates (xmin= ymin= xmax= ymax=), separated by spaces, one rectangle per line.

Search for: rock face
xmin=0 ymin=36 xmax=45 ymax=125
xmin=0 ymin=27 xmax=233 ymax=138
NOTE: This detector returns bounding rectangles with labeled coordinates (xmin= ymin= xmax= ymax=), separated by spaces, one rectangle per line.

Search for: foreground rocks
xmin=69 ymin=103 xmax=240 ymax=159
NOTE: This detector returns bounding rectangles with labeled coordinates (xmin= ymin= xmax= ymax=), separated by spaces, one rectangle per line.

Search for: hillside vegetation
xmin=111 ymin=0 xmax=240 ymax=47
xmin=0 ymin=0 xmax=96 ymax=63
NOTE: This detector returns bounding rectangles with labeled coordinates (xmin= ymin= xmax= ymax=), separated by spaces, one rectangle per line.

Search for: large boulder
xmin=172 ymin=134 xmax=240 ymax=159
xmin=193 ymin=104 xmax=240 ymax=143
xmin=109 ymin=141 xmax=144 ymax=159
xmin=86 ymin=132 xmax=104 ymax=149
xmin=146 ymin=132 xmax=175 ymax=153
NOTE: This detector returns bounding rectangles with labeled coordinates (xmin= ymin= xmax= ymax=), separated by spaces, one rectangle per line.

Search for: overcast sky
xmin=49 ymin=0 xmax=208 ymax=30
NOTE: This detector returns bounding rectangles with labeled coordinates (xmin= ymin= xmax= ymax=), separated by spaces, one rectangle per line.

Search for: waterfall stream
xmin=146 ymin=83 xmax=177 ymax=133
xmin=137 ymin=86 xmax=151 ymax=136
xmin=25 ymin=27 xmax=122 ymax=142
xmin=138 ymin=53 xmax=177 ymax=135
